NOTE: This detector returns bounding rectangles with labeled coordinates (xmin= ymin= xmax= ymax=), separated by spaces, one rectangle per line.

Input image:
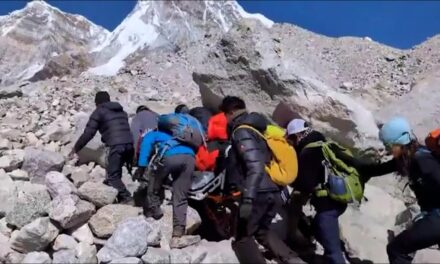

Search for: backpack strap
xmin=232 ymin=125 xmax=266 ymax=140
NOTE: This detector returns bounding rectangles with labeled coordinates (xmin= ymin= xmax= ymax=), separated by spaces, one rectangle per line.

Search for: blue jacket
xmin=138 ymin=131 xmax=195 ymax=167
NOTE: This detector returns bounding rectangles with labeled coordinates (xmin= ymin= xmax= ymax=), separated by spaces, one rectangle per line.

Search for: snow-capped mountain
xmin=0 ymin=1 xmax=110 ymax=85
xmin=89 ymin=0 xmax=273 ymax=75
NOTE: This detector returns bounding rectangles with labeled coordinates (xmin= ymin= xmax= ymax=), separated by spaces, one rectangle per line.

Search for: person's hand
xmin=239 ymin=198 xmax=253 ymax=220
xmin=133 ymin=167 xmax=146 ymax=182
xmin=68 ymin=150 xmax=78 ymax=160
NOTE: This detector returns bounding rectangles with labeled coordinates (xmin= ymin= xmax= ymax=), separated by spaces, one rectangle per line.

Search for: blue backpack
xmin=158 ymin=113 xmax=206 ymax=149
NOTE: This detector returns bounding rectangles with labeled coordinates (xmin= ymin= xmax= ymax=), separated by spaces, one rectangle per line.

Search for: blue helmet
xmin=379 ymin=117 xmax=412 ymax=146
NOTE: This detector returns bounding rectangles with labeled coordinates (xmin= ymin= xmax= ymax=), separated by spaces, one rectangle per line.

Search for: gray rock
xmin=0 ymin=170 xmax=16 ymax=217
xmin=4 ymin=250 xmax=24 ymax=263
xmin=78 ymin=182 xmax=118 ymax=208
xmin=53 ymin=249 xmax=77 ymax=264
xmin=169 ymin=235 xmax=201 ymax=249
xmin=75 ymin=242 xmax=97 ymax=264
xmin=53 ymin=234 xmax=78 ymax=251
xmin=45 ymin=171 xmax=77 ymax=198
xmin=88 ymin=204 xmax=141 ymax=238
xmin=0 ymin=86 xmax=23 ymax=100
xmin=89 ymin=165 xmax=106 ymax=183
xmin=97 ymin=216 xmax=150 ymax=262
xmin=42 ymin=116 xmax=71 ymax=143
xmin=0 ymin=218 xmax=12 ymax=237
xmin=68 ymin=223 xmax=94 ymax=245
xmin=22 ymin=251 xmax=52 ymax=264
xmin=196 ymin=240 xmax=238 ymax=263
xmin=146 ymin=227 xmax=161 ymax=247
xmin=170 ymin=249 xmax=191 ymax=263
xmin=69 ymin=166 xmax=91 ymax=187
xmin=0 ymin=149 xmax=25 ymax=172
xmin=141 ymin=248 xmax=170 ymax=264
xmin=111 ymin=257 xmax=142 ymax=264
xmin=8 ymin=169 xmax=29 ymax=181
xmin=22 ymin=147 xmax=65 ymax=184
xmin=0 ymin=138 xmax=11 ymax=150
xmin=49 ymin=194 xmax=96 ymax=229
xmin=10 ymin=217 xmax=59 ymax=253
xmin=6 ymin=182 xmax=51 ymax=228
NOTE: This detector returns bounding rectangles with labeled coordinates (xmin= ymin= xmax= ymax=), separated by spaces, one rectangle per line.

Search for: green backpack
xmin=305 ymin=141 xmax=364 ymax=205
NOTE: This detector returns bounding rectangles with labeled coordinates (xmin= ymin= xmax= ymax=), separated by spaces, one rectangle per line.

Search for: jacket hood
xmin=297 ymin=130 xmax=326 ymax=153
xmin=231 ymin=112 xmax=269 ymax=133
xmin=100 ymin=102 xmax=123 ymax=111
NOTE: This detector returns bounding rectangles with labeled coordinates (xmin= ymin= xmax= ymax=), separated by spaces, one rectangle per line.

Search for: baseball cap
xmin=287 ymin=119 xmax=308 ymax=136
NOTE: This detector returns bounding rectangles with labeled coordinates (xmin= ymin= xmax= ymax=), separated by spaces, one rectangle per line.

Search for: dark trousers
xmin=232 ymin=192 xmax=298 ymax=264
xmin=106 ymin=144 xmax=133 ymax=200
xmin=387 ymin=212 xmax=440 ymax=264
xmin=146 ymin=154 xmax=195 ymax=233
xmin=312 ymin=197 xmax=347 ymax=264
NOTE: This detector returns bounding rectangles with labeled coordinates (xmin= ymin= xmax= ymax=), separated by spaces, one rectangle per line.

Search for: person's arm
xmin=416 ymin=154 xmax=440 ymax=187
xmin=73 ymin=109 xmax=100 ymax=153
xmin=233 ymin=128 xmax=266 ymax=201
xmin=137 ymin=132 xmax=157 ymax=167
xmin=293 ymin=150 xmax=323 ymax=194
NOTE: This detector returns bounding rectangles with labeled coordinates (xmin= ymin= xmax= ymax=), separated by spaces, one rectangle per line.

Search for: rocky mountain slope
xmin=0 ymin=1 xmax=109 ymax=85
xmin=1 ymin=0 xmax=440 ymax=263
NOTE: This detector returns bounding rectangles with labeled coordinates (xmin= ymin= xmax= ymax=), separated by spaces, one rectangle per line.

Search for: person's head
xmin=220 ymin=96 xmax=246 ymax=123
xmin=95 ymin=91 xmax=110 ymax=106
xmin=379 ymin=117 xmax=418 ymax=175
xmin=286 ymin=119 xmax=310 ymax=146
xmin=175 ymin=104 xmax=190 ymax=114
xmin=136 ymin=105 xmax=150 ymax=114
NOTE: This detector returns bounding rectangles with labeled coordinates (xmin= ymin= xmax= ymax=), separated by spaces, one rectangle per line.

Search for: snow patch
xmin=18 ymin=63 xmax=45 ymax=80
xmin=89 ymin=5 xmax=159 ymax=75
xmin=234 ymin=2 xmax=274 ymax=28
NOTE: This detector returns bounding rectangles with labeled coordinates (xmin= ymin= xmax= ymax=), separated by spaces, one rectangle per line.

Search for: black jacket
xmin=74 ymin=102 xmax=133 ymax=152
xmin=227 ymin=112 xmax=279 ymax=200
xmin=347 ymin=148 xmax=440 ymax=211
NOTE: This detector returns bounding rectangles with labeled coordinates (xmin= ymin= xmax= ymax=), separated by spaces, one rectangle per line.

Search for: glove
xmin=133 ymin=167 xmax=146 ymax=182
xmin=239 ymin=198 xmax=253 ymax=220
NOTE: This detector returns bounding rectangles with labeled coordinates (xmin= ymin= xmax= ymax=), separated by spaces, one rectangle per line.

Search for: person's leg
xmin=144 ymin=157 xmax=171 ymax=219
xmin=387 ymin=212 xmax=440 ymax=264
xmin=313 ymin=207 xmax=346 ymax=264
xmin=106 ymin=145 xmax=131 ymax=201
xmin=232 ymin=199 xmax=267 ymax=264
xmin=169 ymin=155 xmax=195 ymax=237
xmin=254 ymin=193 xmax=304 ymax=264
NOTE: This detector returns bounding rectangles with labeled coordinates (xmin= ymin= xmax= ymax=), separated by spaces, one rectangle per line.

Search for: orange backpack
xmin=425 ymin=129 xmax=440 ymax=153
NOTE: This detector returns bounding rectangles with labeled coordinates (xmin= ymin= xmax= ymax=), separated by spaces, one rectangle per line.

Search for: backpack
xmin=425 ymin=129 xmax=440 ymax=154
xmin=304 ymin=141 xmax=363 ymax=204
xmin=233 ymin=124 xmax=298 ymax=186
xmin=158 ymin=113 xmax=205 ymax=149
xmin=189 ymin=107 xmax=213 ymax=132
xmin=207 ymin=113 xmax=228 ymax=141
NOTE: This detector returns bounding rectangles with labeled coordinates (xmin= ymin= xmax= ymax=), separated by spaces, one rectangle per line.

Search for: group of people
xmin=71 ymin=91 xmax=440 ymax=263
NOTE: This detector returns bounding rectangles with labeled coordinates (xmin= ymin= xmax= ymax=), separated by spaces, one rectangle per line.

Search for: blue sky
xmin=1 ymin=1 xmax=439 ymax=49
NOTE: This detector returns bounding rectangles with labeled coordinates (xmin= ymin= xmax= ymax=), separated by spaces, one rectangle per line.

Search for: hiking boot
xmin=169 ymin=235 xmax=201 ymax=249
xmin=144 ymin=206 xmax=163 ymax=220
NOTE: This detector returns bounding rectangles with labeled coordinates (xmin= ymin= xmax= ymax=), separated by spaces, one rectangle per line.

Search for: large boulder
xmin=21 ymin=252 xmax=52 ymax=264
xmin=0 ymin=149 xmax=25 ymax=172
xmin=53 ymin=234 xmax=78 ymax=251
xmin=78 ymin=182 xmax=118 ymax=208
xmin=6 ymin=182 xmax=51 ymax=228
xmin=49 ymin=194 xmax=96 ymax=229
xmin=88 ymin=204 xmax=141 ymax=238
xmin=339 ymin=184 xmax=406 ymax=263
xmin=0 ymin=169 xmax=16 ymax=217
xmin=68 ymin=223 xmax=94 ymax=245
xmin=45 ymin=171 xmax=77 ymax=198
xmin=10 ymin=217 xmax=59 ymax=253
xmin=72 ymin=112 xmax=106 ymax=167
xmin=53 ymin=249 xmax=77 ymax=263
xmin=76 ymin=242 xmax=98 ymax=264
xmin=22 ymin=147 xmax=65 ymax=184
xmin=97 ymin=216 xmax=150 ymax=263
xmin=42 ymin=116 xmax=71 ymax=143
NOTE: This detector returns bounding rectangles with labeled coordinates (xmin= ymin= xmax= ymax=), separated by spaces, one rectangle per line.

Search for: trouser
xmin=387 ymin=211 xmax=440 ymax=264
xmin=232 ymin=192 xmax=298 ymax=264
xmin=106 ymin=144 xmax=134 ymax=200
xmin=312 ymin=197 xmax=347 ymax=264
xmin=146 ymin=154 xmax=195 ymax=235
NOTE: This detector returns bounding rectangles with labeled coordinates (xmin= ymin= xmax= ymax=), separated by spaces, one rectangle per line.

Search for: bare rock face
xmin=21 ymin=147 xmax=65 ymax=184
xmin=10 ymin=217 xmax=59 ymax=253
xmin=88 ymin=204 xmax=142 ymax=238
